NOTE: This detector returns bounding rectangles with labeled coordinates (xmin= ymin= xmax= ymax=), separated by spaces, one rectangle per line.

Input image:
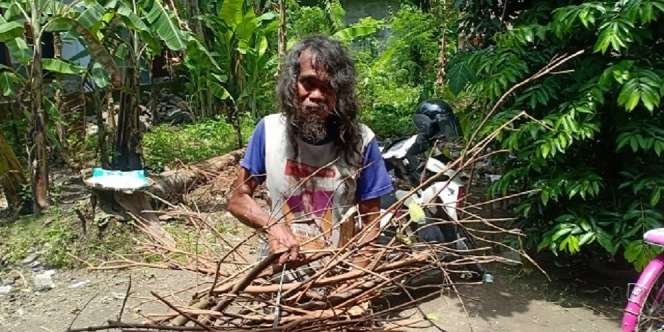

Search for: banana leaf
xmin=142 ymin=0 xmax=186 ymax=50
xmin=42 ymin=58 xmax=85 ymax=75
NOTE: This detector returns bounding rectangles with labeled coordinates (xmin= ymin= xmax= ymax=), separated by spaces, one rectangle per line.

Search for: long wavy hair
xmin=276 ymin=35 xmax=363 ymax=167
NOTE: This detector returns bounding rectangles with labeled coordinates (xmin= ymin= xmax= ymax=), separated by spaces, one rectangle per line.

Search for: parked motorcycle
xmin=377 ymin=100 xmax=493 ymax=283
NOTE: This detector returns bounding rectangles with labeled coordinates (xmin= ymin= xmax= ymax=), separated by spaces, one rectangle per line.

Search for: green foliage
xmin=450 ymin=0 xmax=664 ymax=269
xmin=287 ymin=1 xmax=381 ymax=45
xmin=142 ymin=0 xmax=188 ymax=50
xmin=41 ymin=58 xmax=85 ymax=75
xmin=356 ymin=5 xmax=444 ymax=138
xmin=143 ymin=117 xmax=253 ymax=170
xmin=0 ymin=0 xmax=189 ymax=176
xmin=359 ymin=73 xmax=421 ymax=137
xmin=288 ymin=0 xmax=343 ymax=38
xmin=184 ymin=0 xmax=277 ymax=124
xmin=0 ymin=67 xmax=22 ymax=97
xmin=3 ymin=0 xmax=187 ymax=87
xmin=332 ymin=19 xmax=382 ymax=44
xmin=0 ymin=207 xmax=134 ymax=268
xmin=625 ymin=240 xmax=663 ymax=271
xmin=616 ymin=69 xmax=663 ymax=112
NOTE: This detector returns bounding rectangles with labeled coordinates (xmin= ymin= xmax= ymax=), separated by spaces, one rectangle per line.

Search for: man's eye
xmin=299 ymin=78 xmax=333 ymax=93
xmin=300 ymin=79 xmax=314 ymax=89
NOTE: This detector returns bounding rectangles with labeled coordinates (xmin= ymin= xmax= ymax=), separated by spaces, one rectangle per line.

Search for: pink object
xmin=645 ymin=229 xmax=664 ymax=246
xmin=622 ymin=254 xmax=664 ymax=331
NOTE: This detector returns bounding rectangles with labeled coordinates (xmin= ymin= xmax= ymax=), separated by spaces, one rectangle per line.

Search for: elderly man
xmin=227 ymin=35 xmax=393 ymax=268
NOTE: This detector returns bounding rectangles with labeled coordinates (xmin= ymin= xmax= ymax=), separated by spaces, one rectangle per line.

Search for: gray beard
xmin=292 ymin=102 xmax=331 ymax=143
xmin=294 ymin=112 xmax=328 ymax=144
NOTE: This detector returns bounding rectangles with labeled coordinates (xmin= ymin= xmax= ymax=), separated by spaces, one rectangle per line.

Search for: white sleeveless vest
xmin=263 ymin=114 xmax=375 ymax=250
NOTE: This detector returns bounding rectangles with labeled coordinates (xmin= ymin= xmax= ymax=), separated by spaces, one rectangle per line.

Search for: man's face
xmin=293 ymin=49 xmax=337 ymax=143
xmin=297 ymin=50 xmax=336 ymax=118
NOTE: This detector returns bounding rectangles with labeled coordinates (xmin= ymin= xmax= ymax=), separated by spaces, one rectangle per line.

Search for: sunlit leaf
xmin=220 ymin=0 xmax=243 ymax=28
xmin=0 ymin=71 xmax=21 ymax=96
xmin=42 ymin=58 xmax=85 ymax=75
xmin=142 ymin=0 xmax=186 ymax=50
xmin=333 ymin=25 xmax=378 ymax=43
xmin=0 ymin=21 xmax=23 ymax=42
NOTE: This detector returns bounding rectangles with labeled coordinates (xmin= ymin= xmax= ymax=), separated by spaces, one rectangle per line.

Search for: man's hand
xmin=228 ymin=168 xmax=302 ymax=265
xmin=268 ymin=223 xmax=302 ymax=265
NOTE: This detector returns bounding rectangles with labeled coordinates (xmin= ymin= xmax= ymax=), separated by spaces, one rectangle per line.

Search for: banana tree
xmin=44 ymin=0 xmax=188 ymax=171
xmin=0 ymin=0 xmax=84 ymax=215
xmin=187 ymin=0 xmax=277 ymax=146
xmin=0 ymin=0 xmax=186 ymax=214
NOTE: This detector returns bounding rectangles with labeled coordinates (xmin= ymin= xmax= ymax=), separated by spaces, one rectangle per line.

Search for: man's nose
xmin=308 ymin=88 xmax=325 ymax=102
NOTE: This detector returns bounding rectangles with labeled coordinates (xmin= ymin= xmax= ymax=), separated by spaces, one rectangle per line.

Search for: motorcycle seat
xmin=644 ymin=228 xmax=664 ymax=247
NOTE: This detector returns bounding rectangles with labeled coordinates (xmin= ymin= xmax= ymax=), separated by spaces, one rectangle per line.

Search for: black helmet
xmin=413 ymin=100 xmax=462 ymax=139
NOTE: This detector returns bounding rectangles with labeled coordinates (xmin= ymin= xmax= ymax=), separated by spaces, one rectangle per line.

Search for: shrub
xmin=355 ymin=5 xmax=442 ymax=138
xmin=449 ymin=0 xmax=664 ymax=270
xmin=143 ymin=117 xmax=253 ymax=170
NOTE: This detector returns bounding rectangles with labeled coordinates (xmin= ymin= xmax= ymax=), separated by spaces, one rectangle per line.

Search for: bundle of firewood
xmin=69 ymin=193 xmax=521 ymax=332
xmin=148 ymin=225 xmax=506 ymax=331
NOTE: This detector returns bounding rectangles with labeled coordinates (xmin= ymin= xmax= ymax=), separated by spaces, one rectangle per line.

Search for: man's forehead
xmin=298 ymin=49 xmax=329 ymax=78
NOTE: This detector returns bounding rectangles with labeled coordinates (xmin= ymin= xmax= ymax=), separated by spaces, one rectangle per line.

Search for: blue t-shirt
xmin=240 ymin=119 xmax=393 ymax=201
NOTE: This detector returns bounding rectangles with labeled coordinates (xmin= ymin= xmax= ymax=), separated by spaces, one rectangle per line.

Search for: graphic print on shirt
xmin=282 ymin=159 xmax=338 ymax=248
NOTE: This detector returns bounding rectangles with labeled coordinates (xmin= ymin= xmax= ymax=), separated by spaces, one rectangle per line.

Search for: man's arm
xmin=227 ymin=167 xmax=300 ymax=264
xmin=358 ymin=197 xmax=381 ymax=243
xmin=351 ymin=197 xmax=382 ymax=268
xmin=227 ymin=168 xmax=270 ymax=228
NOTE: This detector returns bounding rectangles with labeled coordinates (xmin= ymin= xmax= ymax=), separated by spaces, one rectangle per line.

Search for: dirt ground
xmin=0 ymin=267 xmax=211 ymax=332
xmin=0 ymin=262 xmax=624 ymax=332
xmin=403 ymin=263 xmax=624 ymax=332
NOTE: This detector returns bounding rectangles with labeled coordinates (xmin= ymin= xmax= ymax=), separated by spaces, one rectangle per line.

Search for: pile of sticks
xmin=69 ymin=123 xmax=539 ymax=331
xmin=143 ymin=221 xmax=510 ymax=331
xmin=69 ymin=149 xmax=526 ymax=332
xmin=67 ymin=117 xmax=532 ymax=331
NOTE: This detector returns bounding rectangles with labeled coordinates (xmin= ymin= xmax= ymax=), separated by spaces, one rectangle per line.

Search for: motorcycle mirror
xmin=413 ymin=113 xmax=432 ymax=136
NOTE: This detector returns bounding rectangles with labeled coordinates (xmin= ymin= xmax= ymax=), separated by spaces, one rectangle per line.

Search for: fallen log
xmin=81 ymin=149 xmax=245 ymax=247
xmin=149 ymin=149 xmax=244 ymax=203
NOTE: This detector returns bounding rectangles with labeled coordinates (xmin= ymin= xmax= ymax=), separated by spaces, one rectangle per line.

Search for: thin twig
xmin=117 ymin=275 xmax=132 ymax=321
xmin=68 ymin=293 xmax=99 ymax=331
xmin=151 ymin=291 xmax=213 ymax=332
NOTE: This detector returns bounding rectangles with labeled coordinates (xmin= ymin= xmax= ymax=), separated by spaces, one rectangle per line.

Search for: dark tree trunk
xmin=112 ymin=66 xmax=142 ymax=171
xmin=435 ymin=0 xmax=449 ymax=87
xmin=435 ymin=32 xmax=447 ymax=87
xmin=29 ymin=1 xmax=49 ymax=215
xmin=149 ymin=61 xmax=159 ymax=125
xmin=278 ymin=0 xmax=287 ymax=59
xmin=189 ymin=0 xmax=205 ymax=42
xmin=97 ymin=90 xmax=110 ymax=168
xmin=111 ymin=22 xmax=143 ymax=171
xmin=53 ymin=32 xmax=72 ymax=166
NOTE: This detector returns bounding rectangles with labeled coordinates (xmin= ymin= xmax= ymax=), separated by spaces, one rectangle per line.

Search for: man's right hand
xmin=268 ymin=223 xmax=302 ymax=265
